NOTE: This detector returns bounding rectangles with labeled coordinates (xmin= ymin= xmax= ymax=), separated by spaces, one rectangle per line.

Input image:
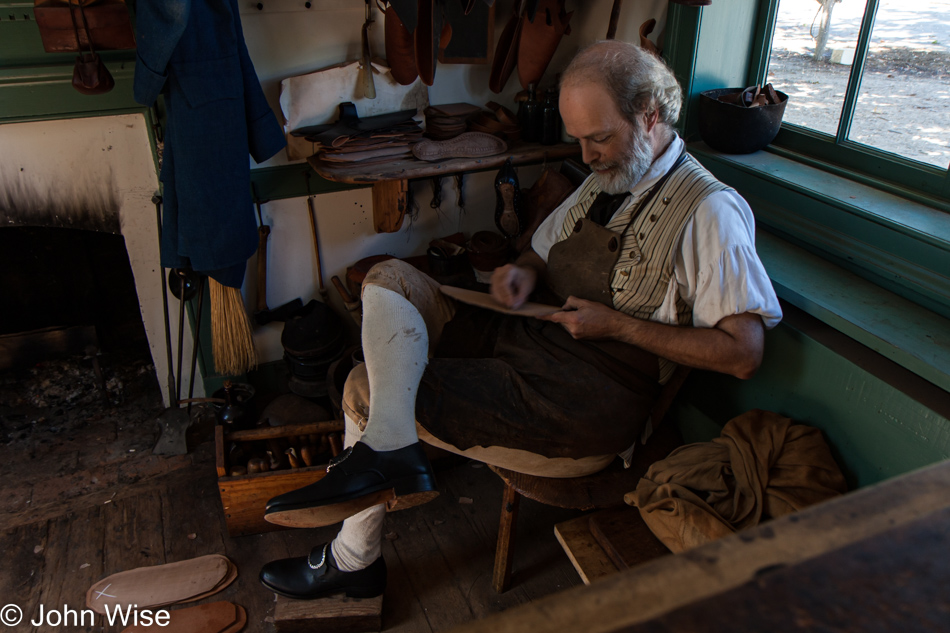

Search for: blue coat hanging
xmin=133 ymin=0 xmax=286 ymax=288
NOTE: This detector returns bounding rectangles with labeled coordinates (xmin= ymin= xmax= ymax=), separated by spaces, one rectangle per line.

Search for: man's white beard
xmin=591 ymin=125 xmax=654 ymax=195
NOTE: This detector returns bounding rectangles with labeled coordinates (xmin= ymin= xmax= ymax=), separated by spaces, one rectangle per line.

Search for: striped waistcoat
xmin=556 ymin=155 xmax=730 ymax=382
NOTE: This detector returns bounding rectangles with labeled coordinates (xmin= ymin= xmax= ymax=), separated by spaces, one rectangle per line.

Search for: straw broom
xmin=209 ymin=278 xmax=258 ymax=376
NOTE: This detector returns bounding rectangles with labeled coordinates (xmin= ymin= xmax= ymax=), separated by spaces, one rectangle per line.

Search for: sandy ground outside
xmin=765 ymin=0 xmax=950 ymax=170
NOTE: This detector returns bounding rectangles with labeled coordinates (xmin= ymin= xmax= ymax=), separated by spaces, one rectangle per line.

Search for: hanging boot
xmin=494 ymin=157 xmax=524 ymax=238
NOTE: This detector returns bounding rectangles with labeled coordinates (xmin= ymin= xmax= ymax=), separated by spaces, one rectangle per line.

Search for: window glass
xmin=767 ymin=0 xmax=869 ymax=137
xmin=848 ymin=0 xmax=950 ymax=169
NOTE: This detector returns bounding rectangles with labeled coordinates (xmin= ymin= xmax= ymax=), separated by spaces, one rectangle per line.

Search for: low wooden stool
xmin=488 ymin=366 xmax=690 ymax=592
xmin=273 ymin=594 xmax=383 ymax=633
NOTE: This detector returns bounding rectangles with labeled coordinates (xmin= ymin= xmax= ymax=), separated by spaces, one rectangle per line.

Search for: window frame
xmin=747 ymin=0 xmax=950 ymax=207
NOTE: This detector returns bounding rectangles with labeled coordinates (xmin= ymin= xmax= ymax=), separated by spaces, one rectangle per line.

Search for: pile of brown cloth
xmin=625 ymin=409 xmax=847 ymax=553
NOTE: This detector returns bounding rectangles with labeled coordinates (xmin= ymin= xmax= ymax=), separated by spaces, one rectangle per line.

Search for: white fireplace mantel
xmin=0 ymin=113 xmax=201 ymax=408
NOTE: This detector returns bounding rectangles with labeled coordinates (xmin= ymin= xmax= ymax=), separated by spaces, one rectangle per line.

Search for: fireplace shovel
xmin=151 ymin=194 xmax=193 ymax=456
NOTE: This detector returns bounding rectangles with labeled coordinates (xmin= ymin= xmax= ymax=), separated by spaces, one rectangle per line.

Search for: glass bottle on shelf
xmin=541 ymin=89 xmax=560 ymax=145
xmin=519 ymin=83 xmax=541 ymax=143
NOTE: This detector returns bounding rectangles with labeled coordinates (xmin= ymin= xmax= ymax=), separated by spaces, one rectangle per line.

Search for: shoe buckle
xmin=308 ymin=544 xmax=328 ymax=570
xmin=327 ymin=446 xmax=353 ymax=473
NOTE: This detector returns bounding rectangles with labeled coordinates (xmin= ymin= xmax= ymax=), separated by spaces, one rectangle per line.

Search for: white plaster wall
xmin=0 ymin=114 xmax=202 ymax=407
xmin=239 ymin=0 xmax=669 ymax=363
xmin=248 ymin=166 xmax=543 ymax=360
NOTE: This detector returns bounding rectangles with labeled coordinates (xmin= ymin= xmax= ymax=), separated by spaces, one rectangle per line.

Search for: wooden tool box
xmin=214 ymin=419 xmax=345 ymax=537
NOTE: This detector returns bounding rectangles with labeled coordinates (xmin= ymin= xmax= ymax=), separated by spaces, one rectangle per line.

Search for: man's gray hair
xmin=560 ymin=40 xmax=682 ymax=128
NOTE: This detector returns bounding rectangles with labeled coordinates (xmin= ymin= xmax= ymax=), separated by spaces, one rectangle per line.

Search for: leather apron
xmin=414 ymin=161 xmax=688 ymax=459
xmin=547 ymin=151 xmax=688 ymax=307
xmin=546 ymin=217 xmax=623 ymax=306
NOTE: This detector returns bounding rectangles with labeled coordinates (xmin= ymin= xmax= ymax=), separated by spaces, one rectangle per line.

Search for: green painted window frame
xmin=663 ymin=0 xmax=950 ymax=396
xmin=747 ymin=0 xmax=950 ymax=207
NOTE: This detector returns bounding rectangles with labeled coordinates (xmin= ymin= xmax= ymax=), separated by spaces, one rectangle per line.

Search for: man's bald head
xmin=560 ymin=40 xmax=682 ymax=131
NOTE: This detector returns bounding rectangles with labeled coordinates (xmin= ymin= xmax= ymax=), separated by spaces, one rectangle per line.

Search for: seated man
xmin=259 ymin=39 xmax=782 ymax=600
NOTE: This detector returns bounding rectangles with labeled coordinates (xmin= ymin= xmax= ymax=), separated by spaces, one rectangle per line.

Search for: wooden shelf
xmin=307 ymin=141 xmax=581 ymax=185
xmin=308 ymin=140 xmax=581 ymax=233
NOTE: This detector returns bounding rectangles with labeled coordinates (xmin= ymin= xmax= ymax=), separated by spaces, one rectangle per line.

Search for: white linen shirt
xmin=531 ymin=135 xmax=783 ymax=330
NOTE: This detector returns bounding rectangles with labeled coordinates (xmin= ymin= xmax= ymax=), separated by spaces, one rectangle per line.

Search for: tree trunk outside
xmin=814 ymin=0 xmax=837 ymax=59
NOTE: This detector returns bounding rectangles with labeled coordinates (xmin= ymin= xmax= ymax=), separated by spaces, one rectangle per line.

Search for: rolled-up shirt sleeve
xmin=667 ymin=190 xmax=783 ymax=329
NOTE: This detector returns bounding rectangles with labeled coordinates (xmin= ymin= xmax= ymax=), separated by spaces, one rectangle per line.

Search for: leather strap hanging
xmin=516 ymin=0 xmax=571 ymax=90
xmin=488 ymin=0 xmax=525 ymax=93
xmin=384 ymin=2 xmax=419 ymax=85
xmin=69 ymin=0 xmax=115 ymax=95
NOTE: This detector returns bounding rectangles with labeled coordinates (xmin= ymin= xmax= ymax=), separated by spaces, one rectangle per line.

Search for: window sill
xmin=755 ymin=229 xmax=950 ymax=393
xmin=689 ymin=142 xmax=950 ymax=393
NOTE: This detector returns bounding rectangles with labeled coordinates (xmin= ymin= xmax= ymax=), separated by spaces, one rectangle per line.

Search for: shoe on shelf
xmin=264 ymin=441 xmax=439 ymax=528
xmin=260 ymin=543 xmax=386 ymax=600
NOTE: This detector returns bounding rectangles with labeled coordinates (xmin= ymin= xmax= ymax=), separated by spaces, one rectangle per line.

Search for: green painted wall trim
xmin=249 ymin=164 xmax=363 ymax=202
xmin=0 ymin=0 xmax=139 ymax=123
xmin=746 ymin=0 xmax=778 ymax=87
xmin=0 ymin=62 xmax=141 ymax=122
xmin=663 ymin=3 xmax=702 ymax=137
xmin=671 ymin=305 xmax=950 ymax=490
xmin=755 ymin=230 xmax=950 ymax=393
xmin=665 ymin=0 xmax=759 ymax=141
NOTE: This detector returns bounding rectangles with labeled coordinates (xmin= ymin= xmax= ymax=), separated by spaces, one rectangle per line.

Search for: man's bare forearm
xmin=610 ymin=311 xmax=764 ymax=379
xmin=542 ymin=297 xmax=765 ymax=379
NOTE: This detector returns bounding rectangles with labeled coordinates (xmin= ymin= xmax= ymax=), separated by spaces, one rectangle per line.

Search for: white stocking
xmin=356 ymin=284 xmax=428 ymax=451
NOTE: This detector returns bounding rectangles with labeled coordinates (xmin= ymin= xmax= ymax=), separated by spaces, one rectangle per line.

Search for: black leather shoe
xmin=264 ymin=441 xmax=438 ymax=528
xmin=259 ymin=543 xmax=386 ymax=599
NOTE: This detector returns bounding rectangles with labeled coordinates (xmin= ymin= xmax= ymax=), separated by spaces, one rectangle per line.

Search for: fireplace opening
xmin=0 ymin=226 xmax=150 ymax=370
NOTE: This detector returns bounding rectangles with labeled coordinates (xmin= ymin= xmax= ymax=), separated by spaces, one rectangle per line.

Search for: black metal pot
xmin=698 ymin=88 xmax=788 ymax=154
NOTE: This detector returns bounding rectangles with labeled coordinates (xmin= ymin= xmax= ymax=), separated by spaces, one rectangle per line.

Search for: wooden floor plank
xmin=161 ymin=464 xmax=229 ymax=562
xmin=433 ymin=465 xmax=536 ymax=618
xmin=0 ymin=520 xmax=49 ymax=632
xmin=440 ymin=463 xmax=586 ymax=603
xmin=379 ymin=537 xmax=431 ymax=633
xmin=103 ymin=490 xmax=167 ymax=576
xmin=38 ymin=505 xmax=107 ymax=632
xmin=219 ymin=531 xmax=290 ymax=632
xmin=1 ymin=439 xmax=601 ymax=633
xmin=385 ymin=497 xmax=477 ymax=632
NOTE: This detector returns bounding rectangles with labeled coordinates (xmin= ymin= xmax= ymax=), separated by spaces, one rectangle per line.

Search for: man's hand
xmin=490 ymin=264 xmax=538 ymax=309
xmin=538 ymin=296 xmax=620 ymax=339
